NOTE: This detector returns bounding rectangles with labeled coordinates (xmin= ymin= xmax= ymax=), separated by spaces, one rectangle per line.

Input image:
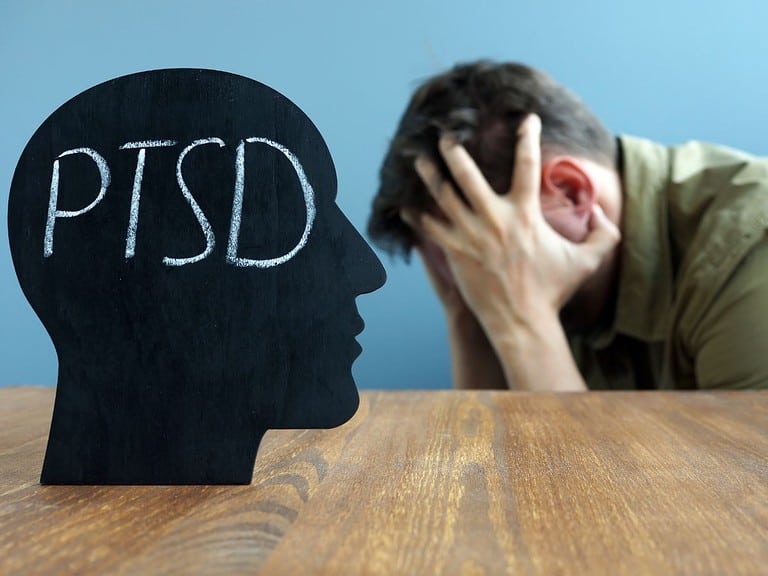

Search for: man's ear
xmin=539 ymin=157 xmax=596 ymax=241
xmin=540 ymin=157 xmax=595 ymax=212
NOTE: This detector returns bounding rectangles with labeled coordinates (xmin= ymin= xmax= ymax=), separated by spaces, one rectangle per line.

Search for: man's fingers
xmin=413 ymin=155 xmax=442 ymax=194
xmin=401 ymin=208 xmax=464 ymax=255
xmin=509 ymin=114 xmax=542 ymax=210
xmin=438 ymin=134 xmax=498 ymax=220
xmin=399 ymin=208 xmax=421 ymax=235
xmin=415 ymin=156 xmax=472 ymax=227
xmin=579 ymin=204 xmax=621 ymax=266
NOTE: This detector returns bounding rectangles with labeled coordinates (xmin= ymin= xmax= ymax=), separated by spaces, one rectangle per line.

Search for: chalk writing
xmin=163 ymin=138 xmax=223 ymax=267
xmin=120 ymin=140 xmax=177 ymax=259
xmin=44 ymin=137 xmax=314 ymax=267
xmin=44 ymin=148 xmax=111 ymax=258
xmin=227 ymin=137 xmax=316 ymax=268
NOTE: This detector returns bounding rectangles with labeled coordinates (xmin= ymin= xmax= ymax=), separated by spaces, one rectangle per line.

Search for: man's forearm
xmin=447 ymin=311 xmax=507 ymax=390
xmin=406 ymin=117 xmax=618 ymax=394
xmin=487 ymin=309 xmax=588 ymax=392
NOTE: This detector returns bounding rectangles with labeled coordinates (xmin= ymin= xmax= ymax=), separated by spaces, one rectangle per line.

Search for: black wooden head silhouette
xmin=8 ymin=69 xmax=386 ymax=484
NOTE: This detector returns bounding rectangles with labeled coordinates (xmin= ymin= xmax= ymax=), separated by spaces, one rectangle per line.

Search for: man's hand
xmin=402 ymin=114 xmax=620 ymax=391
xmin=415 ymin=238 xmax=467 ymax=319
xmin=405 ymin=115 xmax=619 ymax=337
xmin=415 ymin=239 xmax=506 ymax=389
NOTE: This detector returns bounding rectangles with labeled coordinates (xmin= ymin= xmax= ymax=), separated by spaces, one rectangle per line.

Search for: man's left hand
xmin=402 ymin=114 xmax=620 ymax=339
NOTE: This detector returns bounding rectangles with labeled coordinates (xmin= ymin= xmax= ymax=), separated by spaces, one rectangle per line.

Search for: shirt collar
xmin=590 ymin=135 xmax=674 ymax=348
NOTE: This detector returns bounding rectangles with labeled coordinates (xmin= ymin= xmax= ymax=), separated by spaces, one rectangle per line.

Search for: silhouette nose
xmin=356 ymin=236 xmax=387 ymax=296
xmin=341 ymin=213 xmax=387 ymax=296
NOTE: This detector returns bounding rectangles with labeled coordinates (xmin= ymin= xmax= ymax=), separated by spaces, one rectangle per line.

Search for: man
xmin=368 ymin=60 xmax=768 ymax=390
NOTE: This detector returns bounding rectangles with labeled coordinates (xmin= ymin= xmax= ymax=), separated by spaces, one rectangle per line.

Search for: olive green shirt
xmin=571 ymin=136 xmax=768 ymax=390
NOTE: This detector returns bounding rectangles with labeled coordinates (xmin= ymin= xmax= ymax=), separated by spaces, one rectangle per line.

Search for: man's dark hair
xmin=368 ymin=60 xmax=617 ymax=257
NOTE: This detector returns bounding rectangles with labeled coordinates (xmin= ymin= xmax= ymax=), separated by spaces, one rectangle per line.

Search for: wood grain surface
xmin=1 ymin=387 xmax=766 ymax=575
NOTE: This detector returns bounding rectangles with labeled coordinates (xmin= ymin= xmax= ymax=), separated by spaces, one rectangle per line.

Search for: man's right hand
xmin=409 ymin=233 xmax=507 ymax=390
xmin=416 ymin=238 xmax=468 ymax=320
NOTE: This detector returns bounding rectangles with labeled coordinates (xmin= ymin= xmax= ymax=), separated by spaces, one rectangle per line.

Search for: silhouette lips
xmin=351 ymin=312 xmax=365 ymax=359
xmin=351 ymin=310 xmax=365 ymax=337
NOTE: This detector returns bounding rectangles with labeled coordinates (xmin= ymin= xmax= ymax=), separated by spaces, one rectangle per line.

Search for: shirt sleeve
xmin=690 ymin=238 xmax=768 ymax=389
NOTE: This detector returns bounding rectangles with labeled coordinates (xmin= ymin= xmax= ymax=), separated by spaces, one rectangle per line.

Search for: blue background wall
xmin=2 ymin=0 xmax=768 ymax=389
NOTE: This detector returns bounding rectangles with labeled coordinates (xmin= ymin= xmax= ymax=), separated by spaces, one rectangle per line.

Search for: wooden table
xmin=1 ymin=387 xmax=766 ymax=575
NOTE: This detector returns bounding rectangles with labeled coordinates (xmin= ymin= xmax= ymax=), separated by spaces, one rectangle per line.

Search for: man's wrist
xmin=479 ymin=298 xmax=560 ymax=345
xmin=484 ymin=306 xmax=563 ymax=364
xmin=489 ymin=308 xmax=587 ymax=391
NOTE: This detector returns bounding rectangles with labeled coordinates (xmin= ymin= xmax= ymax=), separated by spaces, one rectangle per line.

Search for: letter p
xmin=44 ymin=148 xmax=111 ymax=257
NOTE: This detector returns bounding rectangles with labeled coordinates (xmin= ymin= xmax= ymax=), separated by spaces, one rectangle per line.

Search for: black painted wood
xmin=8 ymin=69 xmax=386 ymax=484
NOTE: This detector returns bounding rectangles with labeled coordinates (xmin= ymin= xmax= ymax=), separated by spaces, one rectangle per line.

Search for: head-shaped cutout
xmin=8 ymin=69 xmax=386 ymax=484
